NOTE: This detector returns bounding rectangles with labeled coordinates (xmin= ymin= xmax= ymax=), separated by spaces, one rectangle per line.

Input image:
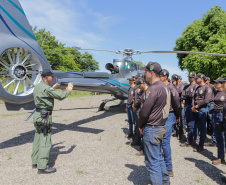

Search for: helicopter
xmin=0 ymin=0 xmax=226 ymax=111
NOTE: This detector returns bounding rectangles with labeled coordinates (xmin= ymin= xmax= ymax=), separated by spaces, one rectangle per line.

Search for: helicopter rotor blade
xmin=44 ymin=48 xmax=116 ymax=53
xmin=141 ymin=50 xmax=226 ymax=57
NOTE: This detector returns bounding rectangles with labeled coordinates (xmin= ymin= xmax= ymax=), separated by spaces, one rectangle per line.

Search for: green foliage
xmin=132 ymin=60 xmax=145 ymax=68
xmin=33 ymin=26 xmax=99 ymax=72
xmin=174 ymin=6 xmax=226 ymax=80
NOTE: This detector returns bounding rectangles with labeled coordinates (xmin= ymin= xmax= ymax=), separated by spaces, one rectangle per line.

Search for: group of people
xmin=126 ymin=61 xmax=226 ymax=185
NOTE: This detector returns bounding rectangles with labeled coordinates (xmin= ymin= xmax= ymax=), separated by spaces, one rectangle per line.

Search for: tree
xmin=174 ymin=6 xmax=226 ymax=80
xmin=33 ymin=27 xmax=99 ymax=72
xmin=132 ymin=60 xmax=145 ymax=69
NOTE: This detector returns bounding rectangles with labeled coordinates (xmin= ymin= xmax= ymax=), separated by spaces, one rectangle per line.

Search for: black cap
xmin=194 ymin=73 xmax=205 ymax=79
xmin=135 ymin=73 xmax=144 ymax=79
xmin=140 ymin=61 xmax=162 ymax=74
xmin=135 ymin=78 xmax=144 ymax=86
xmin=41 ymin=69 xmax=54 ymax=77
xmin=213 ymin=77 xmax=226 ymax=83
xmin=160 ymin=69 xmax=169 ymax=78
xmin=204 ymin=76 xmax=210 ymax=81
xmin=127 ymin=76 xmax=135 ymax=81
xmin=177 ymin=75 xmax=182 ymax=80
xmin=171 ymin=74 xmax=178 ymax=81
xmin=188 ymin=72 xmax=196 ymax=78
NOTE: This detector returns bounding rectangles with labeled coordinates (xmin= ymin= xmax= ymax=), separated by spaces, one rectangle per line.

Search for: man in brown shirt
xmin=139 ymin=62 xmax=170 ymax=185
xmin=160 ymin=69 xmax=180 ymax=177
xmin=192 ymin=73 xmax=212 ymax=152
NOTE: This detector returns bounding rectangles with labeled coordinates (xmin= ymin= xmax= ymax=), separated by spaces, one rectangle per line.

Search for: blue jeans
xmin=134 ymin=109 xmax=141 ymax=142
xmin=143 ymin=126 xmax=170 ymax=185
xmin=161 ymin=113 xmax=176 ymax=172
xmin=127 ymin=105 xmax=135 ymax=135
xmin=207 ymin=102 xmax=216 ymax=142
xmin=194 ymin=108 xmax=207 ymax=147
xmin=185 ymin=104 xmax=198 ymax=142
xmin=212 ymin=112 xmax=226 ymax=159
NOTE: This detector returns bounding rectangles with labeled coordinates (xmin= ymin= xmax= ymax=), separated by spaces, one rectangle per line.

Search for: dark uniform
xmin=132 ymin=78 xmax=144 ymax=144
xmin=139 ymin=62 xmax=171 ymax=185
xmin=212 ymin=77 xmax=226 ymax=164
xmin=192 ymin=74 xmax=212 ymax=150
xmin=160 ymin=69 xmax=181 ymax=174
xmin=32 ymin=70 xmax=71 ymax=173
xmin=127 ymin=76 xmax=136 ymax=137
xmin=181 ymin=82 xmax=198 ymax=144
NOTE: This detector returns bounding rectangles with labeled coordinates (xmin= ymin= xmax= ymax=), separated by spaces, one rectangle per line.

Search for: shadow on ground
xmin=185 ymin=157 xmax=226 ymax=185
xmin=0 ymin=104 xmax=125 ymax=149
xmin=49 ymin=142 xmax=76 ymax=167
xmin=125 ymin=164 xmax=150 ymax=185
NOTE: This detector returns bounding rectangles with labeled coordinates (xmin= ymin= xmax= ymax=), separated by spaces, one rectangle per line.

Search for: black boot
xmin=38 ymin=167 xmax=56 ymax=174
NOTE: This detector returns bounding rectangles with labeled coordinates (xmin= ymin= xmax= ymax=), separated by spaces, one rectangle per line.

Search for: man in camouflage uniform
xmin=32 ymin=69 xmax=73 ymax=174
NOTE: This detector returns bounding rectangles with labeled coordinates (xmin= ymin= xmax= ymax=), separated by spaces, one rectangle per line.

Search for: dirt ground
xmin=0 ymin=95 xmax=226 ymax=185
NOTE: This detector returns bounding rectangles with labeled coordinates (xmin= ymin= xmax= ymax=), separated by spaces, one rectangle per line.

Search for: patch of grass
xmin=196 ymin=177 xmax=204 ymax=183
xmin=0 ymin=101 xmax=4 ymax=104
xmin=117 ymin=144 xmax=122 ymax=151
xmin=2 ymin=112 xmax=28 ymax=117
xmin=7 ymin=154 xmax=12 ymax=160
xmin=63 ymin=119 xmax=68 ymax=122
xmin=68 ymin=91 xmax=101 ymax=98
xmin=75 ymin=169 xmax=88 ymax=175
xmin=98 ymin=135 xmax=101 ymax=142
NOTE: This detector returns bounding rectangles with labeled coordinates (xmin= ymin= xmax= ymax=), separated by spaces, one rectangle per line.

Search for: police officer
xmin=180 ymin=72 xmax=198 ymax=147
xmin=132 ymin=77 xmax=144 ymax=145
xmin=160 ymin=69 xmax=181 ymax=177
xmin=212 ymin=77 xmax=226 ymax=165
xmin=192 ymin=73 xmax=212 ymax=152
xmin=126 ymin=76 xmax=136 ymax=138
xmin=32 ymin=69 xmax=73 ymax=174
xmin=139 ymin=62 xmax=170 ymax=185
xmin=205 ymin=76 xmax=217 ymax=146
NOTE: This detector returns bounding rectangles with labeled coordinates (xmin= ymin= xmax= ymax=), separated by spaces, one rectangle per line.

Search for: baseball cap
xmin=135 ymin=78 xmax=144 ymax=86
xmin=194 ymin=73 xmax=205 ymax=79
xmin=140 ymin=62 xmax=162 ymax=74
xmin=188 ymin=72 xmax=196 ymax=78
xmin=41 ymin=69 xmax=54 ymax=77
xmin=213 ymin=77 xmax=226 ymax=83
xmin=135 ymin=73 xmax=144 ymax=79
xmin=127 ymin=76 xmax=135 ymax=81
xmin=204 ymin=76 xmax=210 ymax=81
xmin=171 ymin=74 xmax=178 ymax=81
xmin=160 ymin=69 xmax=169 ymax=78
xmin=177 ymin=75 xmax=182 ymax=80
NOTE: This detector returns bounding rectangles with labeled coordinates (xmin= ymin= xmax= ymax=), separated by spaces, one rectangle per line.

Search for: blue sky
xmin=20 ymin=0 xmax=226 ymax=82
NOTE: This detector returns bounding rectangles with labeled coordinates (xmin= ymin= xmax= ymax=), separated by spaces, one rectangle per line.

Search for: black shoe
xmin=180 ymin=142 xmax=192 ymax=147
xmin=32 ymin=164 xmax=37 ymax=169
xmin=221 ymin=176 xmax=226 ymax=183
xmin=38 ymin=167 xmax=56 ymax=174
xmin=193 ymin=146 xmax=204 ymax=152
xmin=131 ymin=141 xmax=141 ymax=146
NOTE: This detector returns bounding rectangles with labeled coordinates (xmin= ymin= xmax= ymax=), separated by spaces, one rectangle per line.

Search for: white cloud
xmin=19 ymin=0 xmax=110 ymax=48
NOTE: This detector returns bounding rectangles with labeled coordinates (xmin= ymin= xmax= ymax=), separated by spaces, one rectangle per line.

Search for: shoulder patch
xmin=171 ymin=90 xmax=176 ymax=97
xmin=146 ymin=90 xmax=151 ymax=99
xmin=208 ymin=88 xmax=211 ymax=93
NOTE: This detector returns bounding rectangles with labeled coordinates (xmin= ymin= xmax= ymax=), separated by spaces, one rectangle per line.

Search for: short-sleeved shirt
xmin=213 ymin=91 xmax=226 ymax=111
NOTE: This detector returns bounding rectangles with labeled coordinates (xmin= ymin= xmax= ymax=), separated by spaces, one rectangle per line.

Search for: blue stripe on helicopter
xmin=0 ymin=6 xmax=36 ymax=40
xmin=7 ymin=0 xmax=25 ymax=16
xmin=110 ymin=79 xmax=130 ymax=87
xmin=0 ymin=13 xmax=47 ymax=62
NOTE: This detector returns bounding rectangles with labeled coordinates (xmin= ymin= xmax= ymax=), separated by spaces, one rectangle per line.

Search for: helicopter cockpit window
xmin=127 ymin=62 xmax=139 ymax=71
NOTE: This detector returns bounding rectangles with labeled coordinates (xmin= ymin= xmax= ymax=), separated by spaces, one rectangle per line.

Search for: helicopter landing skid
xmin=98 ymin=98 xmax=124 ymax=111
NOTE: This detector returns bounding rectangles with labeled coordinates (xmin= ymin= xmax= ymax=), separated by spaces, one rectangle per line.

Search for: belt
xmin=214 ymin=110 xmax=223 ymax=113
xmin=145 ymin=125 xmax=165 ymax=128
xmin=36 ymin=108 xmax=52 ymax=115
